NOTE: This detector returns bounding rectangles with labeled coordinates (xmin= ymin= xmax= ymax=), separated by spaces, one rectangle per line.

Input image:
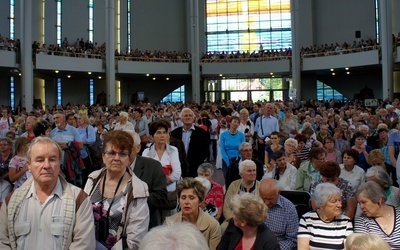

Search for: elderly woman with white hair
xmin=223 ymin=160 xmax=259 ymax=224
xmin=139 ymin=222 xmax=209 ymax=250
xmin=365 ymin=166 xmax=400 ymax=207
xmin=114 ymin=111 xmax=135 ymax=131
xmin=298 ymin=183 xmax=353 ymax=249
xmin=283 ymin=138 xmax=301 ymax=168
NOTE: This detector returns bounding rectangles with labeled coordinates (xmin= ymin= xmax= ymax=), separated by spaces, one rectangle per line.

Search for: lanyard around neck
xmin=101 ymin=171 xmax=125 ymax=218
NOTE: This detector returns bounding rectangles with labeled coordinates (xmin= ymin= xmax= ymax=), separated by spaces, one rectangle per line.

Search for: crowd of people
xmin=300 ymin=38 xmax=380 ymax=58
xmin=200 ymin=48 xmax=292 ymax=63
xmin=1 ymin=97 xmax=400 ymax=249
xmin=4 ymin=33 xmax=400 ymax=64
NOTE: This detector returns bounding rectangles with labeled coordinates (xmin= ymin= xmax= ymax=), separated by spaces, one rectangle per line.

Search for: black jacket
xmin=171 ymin=126 xmax=210 ymax=177
xmin=218 ymin=219 xmax=280 ymax=250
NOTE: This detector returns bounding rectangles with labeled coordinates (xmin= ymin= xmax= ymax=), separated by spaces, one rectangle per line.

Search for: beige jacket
xmin=165 ymin=208 xmax=221 ymax=250
xmin=223 ymin=179 xmax=260 ymax=221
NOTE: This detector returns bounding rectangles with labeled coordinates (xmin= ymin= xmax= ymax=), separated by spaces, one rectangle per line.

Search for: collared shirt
xmin=50 ymin=124 xmax=82 ymax=145
xmin=15 ymin=178 xmax=64 ymax=250
xmin=254 ymin=115 xmax=279 ymax=138
xmin=339 ymin=164 xmax=365 ymax=190
xmin=265 ymin=195 xmax=298 ymax=250
xmin=182 ymin=125 xmax=195 ymax=154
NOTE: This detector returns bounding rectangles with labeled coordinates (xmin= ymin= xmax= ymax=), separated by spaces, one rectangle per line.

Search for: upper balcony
xmin=116 ymin=56 xmax=190 ymax=75
xmin=302 ymin=46 xmax=380 ymax=71
xmin=0 ymin=45 xmax=395 ymax=77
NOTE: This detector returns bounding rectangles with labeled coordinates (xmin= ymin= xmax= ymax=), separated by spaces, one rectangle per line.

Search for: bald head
xmin=259 ymin=178 xmax=280 ymax=208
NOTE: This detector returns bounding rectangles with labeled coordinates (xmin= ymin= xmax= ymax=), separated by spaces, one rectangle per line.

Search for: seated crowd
xmin=1 ymin=97 xmax=400 ymax=249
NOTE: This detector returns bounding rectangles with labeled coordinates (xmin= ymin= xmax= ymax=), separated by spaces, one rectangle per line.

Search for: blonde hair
xmin=345 ymin=233 xmax=390 ymax=250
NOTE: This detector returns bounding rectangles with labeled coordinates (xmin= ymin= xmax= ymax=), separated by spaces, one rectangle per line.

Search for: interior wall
xmin=123 ymin=78 xmax=187 ymax=103
xmin=393 ymin=0 xmax=400 ymax=35
xmin=0 ymin=0 xmax=9 ymax=37
xmin=44 ymin=0 xmax=56 ymax=45
xmin=0 ymin=76 xmax=10 ymax=107
xmin=94 ymin=0 xmax=106 ymax=45
xmin=302 ymin=69 xmax=383 ymax=101
xmin=295 ymin=0 xmax=314 ymax=48
xmin=44 ymin=79 xmax=56 ymax=108
xmin=63 ymin=0 xmax=88 ymax=42
xmin=131 ymin=0 xmax=187 ymax=51
xmin=32 ymin=0 xmax=44 ymax=43
xmin=313 ymin=0 xmax=376 ymax=45
xmin=61 ymin=78 xmax=90 ymax=105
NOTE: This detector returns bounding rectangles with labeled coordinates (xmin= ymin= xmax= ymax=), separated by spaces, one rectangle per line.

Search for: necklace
xmin=378 ymin=212 xmax=391 ymax=231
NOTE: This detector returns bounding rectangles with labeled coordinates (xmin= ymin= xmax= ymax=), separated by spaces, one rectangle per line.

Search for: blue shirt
xmin=255 ymin=115 xmax=279 ymax=138
xmin=220 ymin=130 xmax=245 ymax=166
xmin=77 ymin=125 xmax=96 ymax=159
xmin=264 ymin=195 xmax=298 ymax=250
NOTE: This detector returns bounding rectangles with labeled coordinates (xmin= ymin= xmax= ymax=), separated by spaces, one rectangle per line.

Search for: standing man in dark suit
xmin=128 ymin=131 xmax=167 ymax=228
xmin=171 ymin=108 xmax=210 ymax=177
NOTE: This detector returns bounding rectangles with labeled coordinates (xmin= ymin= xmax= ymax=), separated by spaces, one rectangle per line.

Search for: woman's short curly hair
xmin=103 ymin=130 xmax=134 ymax=154
xmin=230 ymin=193 xmax=267 ymax=227
xmin=319 ymin=161 xmax=341 ymax=178
xmin=177 ymin=178 xmax=205 ymax=202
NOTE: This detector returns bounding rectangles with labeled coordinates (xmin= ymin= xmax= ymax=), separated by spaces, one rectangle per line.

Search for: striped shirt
xmin=355 ymin=206 xmax=400 ymax=249
xmin=298 ymin=211 xmax=353 ymax=249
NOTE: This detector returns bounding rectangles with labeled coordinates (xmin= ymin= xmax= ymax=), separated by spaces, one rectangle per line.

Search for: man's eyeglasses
xmin=240 ymin=149 xmax=253 ymax=153
xmin=103 ymin=151 xmax=130 ymax=158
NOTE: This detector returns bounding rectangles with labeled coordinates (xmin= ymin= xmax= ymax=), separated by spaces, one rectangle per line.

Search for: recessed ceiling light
xmin=18 ymin=73 xmax=21 ymax=76
xmin=330 ymin=69 xmax=334 ymax=72
xmin=98 ymin=76 xmax=102 ymax=79
xmin=55 ymin=70 xmax=59 ymax=73
xmin=345 ymin=67 xmax=349 ymax=70
xmin=270 ymin=72 xmax=274 ymax=75
xmin=332 ymin=73 xmax=335 ymax=75
xmin=67 ymin=75 xmax=71 ymax=78
xmin=88 ymin=72 xmax=92 ymax=75
xmin=219 ymin=74 xmax=223 ymax=77
xmin=166 ymin=77 xmax=169 ymax=80
xmin=347 ymin=72 xmax=350 ymax=75
xmin=146 ymin=74 xmax=150 ymax=76
xmin=153 ymin=77 xmax=156 ymax=80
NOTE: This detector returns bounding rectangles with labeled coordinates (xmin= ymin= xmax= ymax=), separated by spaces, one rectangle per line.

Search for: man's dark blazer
xmin=131 ymin=155 xmax=167 ymax=228
xmin=225 ymin=158 xmax=264 ymax=190
xmin=171 ymin=126 xmax=210 ymax=177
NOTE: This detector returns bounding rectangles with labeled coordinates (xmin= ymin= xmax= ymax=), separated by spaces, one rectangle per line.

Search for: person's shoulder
xmin=137 ymin=155 xmax=162 ymax=167
xmin=298 ymin=161 xmax=310 ymax=171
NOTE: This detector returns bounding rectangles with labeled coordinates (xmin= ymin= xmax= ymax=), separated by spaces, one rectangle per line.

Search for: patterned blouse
xmin=91 ymin=180 xmax=131 ymax=249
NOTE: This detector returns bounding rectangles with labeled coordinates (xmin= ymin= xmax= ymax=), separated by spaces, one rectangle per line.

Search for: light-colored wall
xmin=131 ymin=0 xmax=187 ymax=51
xmin=313 ymin=0 xmax=376 ymax=45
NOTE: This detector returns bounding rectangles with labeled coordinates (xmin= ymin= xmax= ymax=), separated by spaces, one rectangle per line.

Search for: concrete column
xmin=106 ymin=0 xmax=116 ymax=105
xmin=290 ymin=0 xmax=301 ymax=101
xmin=21 ymin=0 xmax=34 ymax=112
xmin=190 ymin=0 xmax=201 ymax=103
xmin=380 ymin=0 xmax=393 ymax=99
